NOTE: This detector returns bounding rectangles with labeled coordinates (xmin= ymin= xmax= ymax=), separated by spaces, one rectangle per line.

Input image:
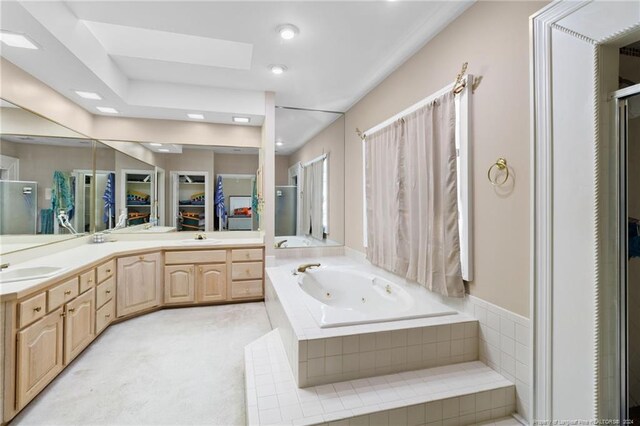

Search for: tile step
xmin=245 ymin=329 xmax=516 ymax=426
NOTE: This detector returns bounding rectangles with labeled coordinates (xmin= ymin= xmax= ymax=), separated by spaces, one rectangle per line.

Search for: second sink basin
xmin=0 ymin=266 xmax=69 ymax=283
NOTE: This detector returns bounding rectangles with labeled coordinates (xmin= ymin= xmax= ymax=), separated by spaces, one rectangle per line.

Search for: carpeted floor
xmin=11 ymin=302 xmax=272 ymax=426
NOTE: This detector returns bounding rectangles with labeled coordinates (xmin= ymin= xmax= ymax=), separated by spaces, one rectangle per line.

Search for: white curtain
xmin=365 ymin=91 xmax=464 ymax=297
xmin=302 ymin=159 xmax=325 ymax=240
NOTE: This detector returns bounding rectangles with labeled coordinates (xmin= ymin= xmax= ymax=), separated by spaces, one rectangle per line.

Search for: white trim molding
xmin=531 ymin=0 xmax=640 ymax=422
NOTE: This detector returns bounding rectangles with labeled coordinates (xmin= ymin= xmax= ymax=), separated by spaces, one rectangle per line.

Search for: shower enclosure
xmin=615 ymin=87 xmax=640 ymax=421
xmin=0 ymin=180 xmax=37 ymax=234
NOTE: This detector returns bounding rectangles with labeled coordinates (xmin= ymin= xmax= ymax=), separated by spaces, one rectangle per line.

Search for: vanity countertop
xmin=0 ymin=237 xmax=264 ymax=301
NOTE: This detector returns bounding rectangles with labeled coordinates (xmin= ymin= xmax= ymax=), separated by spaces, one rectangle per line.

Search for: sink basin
xmin=0 ymin=266 xmax=69 ymax=283
xmin=179 ymin=239 xmax=222 ymax=244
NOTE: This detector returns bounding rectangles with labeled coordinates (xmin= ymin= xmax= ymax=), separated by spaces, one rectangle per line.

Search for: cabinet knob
xmin=106 ymin=269 xmax=112 ymax=274
xmin=68 ymin=308 xmax=75 ymax=313
xmin=33 ymin=306 xmax=42 ymax=312
xmin=245 ymin=252 xmax=250 ymax=258
xmin=245 ymin=288 xmax=249 ymax=294
xmin=139 ymin=256 xmax=145 ymax=261
xmin=246 ymin=269 xmax=250 ymax=275
xmin=60 ymin=312 xmax=66 ymax=317
xmin=105 ymin=290 xmax=111 ymax=294
xmin=199 ymin=266 xmax=203 ymax=273
xmin=88 ymin=277 xmax=93 ymax=283
xmin=105 ymin=314 xmax=111 ymax=319
xmin=64 ymin=290 xmax=71 ymax=295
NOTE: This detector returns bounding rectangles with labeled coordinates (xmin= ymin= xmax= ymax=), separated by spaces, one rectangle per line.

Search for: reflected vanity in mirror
xmin=0 ymin=99 xmax=93 ymax=255
xmin=274 ymin=107 xmax=345 ymax=248
xmin=95 ymin=142 xmax=259 ymax=233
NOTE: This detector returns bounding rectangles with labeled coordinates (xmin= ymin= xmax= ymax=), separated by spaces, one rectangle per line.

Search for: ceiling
xmin=0 ymin=1 xmax=472 ymax=144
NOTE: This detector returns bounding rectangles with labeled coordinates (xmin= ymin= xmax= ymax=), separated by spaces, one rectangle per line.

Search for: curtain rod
xmin=302 ymin=153 xmax=328 ymax=168
xmin=356 ymin=63 xmax=471 ymax=141
xmin=275 ymin=105 xmax=344 ymax=115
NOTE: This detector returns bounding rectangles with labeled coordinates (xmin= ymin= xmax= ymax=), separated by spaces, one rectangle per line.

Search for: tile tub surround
xmin=265 ymin=267 xmax=479 ymax=387
xmin=278 ymin=251 xmax=533 ymax=422
xmin=245 ymin=330 xmax=516 ymax=426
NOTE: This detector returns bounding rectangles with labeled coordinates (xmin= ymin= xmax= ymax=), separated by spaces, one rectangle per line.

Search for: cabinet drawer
xmin=47 ymin=278 xmax=79 ymax=312
xmin=96 ymin=276 xmax=115 ymax=309
xmin=232 ymin=262 xmax=263 ymax=280
xmin=231 ymin=249 xmax=263 ymax=262
xmin=96 ymin=298 xmax=115 ymax=335
xmin=231 ymin=280 xmax=263 ymax=299
xmin=79 ymin=269 xmax=96 ymax=294
xmin=97 ymin=260 xmax=116 ymax=284
xmin=18 ymin=292 xmax=47 ymax=328
xmin=165 ymin=250 xmax=226 ymax=265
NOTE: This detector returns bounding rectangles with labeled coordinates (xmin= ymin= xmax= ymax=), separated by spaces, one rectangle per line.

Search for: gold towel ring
xmin=488 ymin=158 xmax=509 ymax=186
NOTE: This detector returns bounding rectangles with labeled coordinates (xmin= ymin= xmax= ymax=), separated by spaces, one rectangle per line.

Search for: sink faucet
xmin=0 ymin=263 xmax=9 ymax=271
xmin=275 ymin=239 xmax=287 ymax=248
xmin=297 ymin=263 xmax=321 ymax=273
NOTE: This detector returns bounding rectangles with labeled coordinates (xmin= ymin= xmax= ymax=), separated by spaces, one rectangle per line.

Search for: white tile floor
xmin=10 ymin=303 xmax=272 ymax=426
xmin=245 ymin=330 xmax=517 ymax=426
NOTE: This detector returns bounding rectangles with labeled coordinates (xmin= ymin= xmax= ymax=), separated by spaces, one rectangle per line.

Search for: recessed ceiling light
xmin=233 ymin=116 xmax=250 ymax=124
xmin=149 ymin=143 xmax=163 ymax=147
xmin=96 ymin=106 xmax=118 ymax=114
xmin=276 ymin=141 xmax=284 ymax=147
xmin=277 ymin=24 xmax=299 ymax=40
xmin=158 ymin=148 xmax=170 ymax=152
xmin=75 ymin=91 xmax=102 ymax=100
xmin=187 ymin=113 xmax=204 ymax=120
xmin=0 ymin=31 xmax=38 ymax=49
xmin=269 ymin=65 xmax=287 ymax=75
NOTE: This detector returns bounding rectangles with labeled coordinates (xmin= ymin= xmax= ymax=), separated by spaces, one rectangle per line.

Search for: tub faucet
xmin=275 ymin=240 xmax=288 ymax=248
xmin=297 ymin=263 xmax=321 ymax=273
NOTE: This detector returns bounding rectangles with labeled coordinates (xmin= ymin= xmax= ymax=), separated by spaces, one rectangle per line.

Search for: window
xmin=362 ymin=83 xmax=473 ymax=281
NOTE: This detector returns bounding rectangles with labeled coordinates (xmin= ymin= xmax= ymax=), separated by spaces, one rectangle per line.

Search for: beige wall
xmin=275 ymin=155 xmax=290 ymax=186
xmin=0 ymin=139 xmax=94 ymax=219
xmin=214 ymin=153 xmax=259 ymax=175
xmin=343 ymin=1 xmax=542 ymax=317
xmin=289 ymin=116 xmax=345 ymax=245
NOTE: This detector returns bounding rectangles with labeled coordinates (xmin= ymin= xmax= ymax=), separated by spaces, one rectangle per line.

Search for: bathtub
xmin=297 ymin=266 xmax=457 ymax=328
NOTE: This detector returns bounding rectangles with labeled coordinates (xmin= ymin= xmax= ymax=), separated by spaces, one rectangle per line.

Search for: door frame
xmin=532 ymin=1 xmax=640 ymax=420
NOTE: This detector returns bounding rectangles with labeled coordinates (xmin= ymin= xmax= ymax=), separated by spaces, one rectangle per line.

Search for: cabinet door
xmin=64 ymin=288 xmax=96 ymax=364
xmin=164 ymin=265 xmax=195 ymax=304
xmin=197 ymin=264 xmax=227 ymax=302
xmin=117 ymin=252 xmax=162 ymax=317
xmin=16 ymin=308 xmax=64 ymax=409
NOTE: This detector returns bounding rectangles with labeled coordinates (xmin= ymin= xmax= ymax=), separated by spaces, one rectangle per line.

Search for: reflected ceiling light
xmin=158 ymin=148 xmax=170 ymax=152
xmin=276 ymin=141 xmax=284 ymax=147
xmin=187 ymin=113 xmax=204 ymax=119
xmin=233 ymin=116 xmax=250 ymax=123
xmin=150 ymin=143 xmax=163 ymax=147
xmin=75 ymin=91 xmax=102 ymax=100
xmin=96 ymin=106 xmax=118 ymax=114
xmin=277 ymin=24 xmax=299 ymax=40
xmin=269 ymin=64 xmax=287 ymax=75
xmin=0 ymin=31 xmax=38 ymax=49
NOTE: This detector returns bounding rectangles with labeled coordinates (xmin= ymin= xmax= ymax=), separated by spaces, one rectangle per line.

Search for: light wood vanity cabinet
xmin=116 ymin=252 xmax=162 ymax=317
xmin=64 ymin=288 xmax=95 ymax=364
xmin=4 ymin=244 xmax=264 ymax=423
xmin=163 ymin=246 xmax=264 ymax=304
xmin=197 ymin=264 xmax=227 ymax=302
xmin=16 ymin=308 xmax=64 ymax=410
xmin=164 ymin=265 xmax=195 ymax=304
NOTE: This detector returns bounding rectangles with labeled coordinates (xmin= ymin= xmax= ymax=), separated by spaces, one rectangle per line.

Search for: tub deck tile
xmin=245 ymin=329 xmax=516 ymax=426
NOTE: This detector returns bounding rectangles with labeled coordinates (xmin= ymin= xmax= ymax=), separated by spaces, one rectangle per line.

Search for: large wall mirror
xmin=274 ymin=107 xmax=345 ymax=248
xmin=96 ymin=142 xmax=260 ymax=233
xmin=0 ymin=99 xmax=94 ymax=255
